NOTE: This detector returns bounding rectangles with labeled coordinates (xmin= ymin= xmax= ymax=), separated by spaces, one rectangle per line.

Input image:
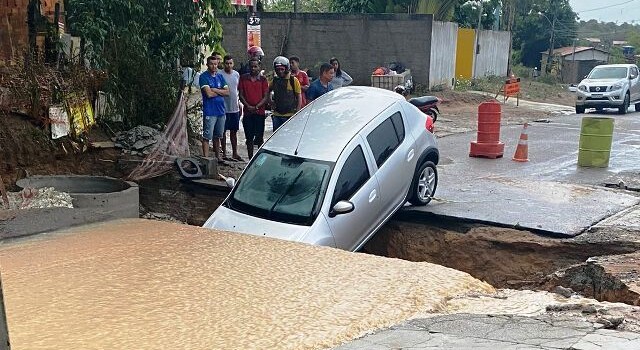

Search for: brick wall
xmin=0 ymin=0 xmax=64 ymax=64
xmin=218 ymin=12 xmax=433 ymax=86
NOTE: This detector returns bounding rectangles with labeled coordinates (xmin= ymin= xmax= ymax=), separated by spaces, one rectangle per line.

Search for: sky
xmin=569 ymin=0 xmax=640 ymax=24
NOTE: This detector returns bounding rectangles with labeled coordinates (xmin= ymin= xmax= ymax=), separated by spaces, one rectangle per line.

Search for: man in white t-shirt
xmin=220 ymin=55 xmax=243 ymax=161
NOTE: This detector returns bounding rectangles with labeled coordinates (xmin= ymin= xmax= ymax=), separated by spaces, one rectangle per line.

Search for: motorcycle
xmin=394 ymin=84 xmax=440 ymax=133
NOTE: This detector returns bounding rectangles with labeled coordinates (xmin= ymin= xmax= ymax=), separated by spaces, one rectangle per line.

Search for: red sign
xmin=231 ymin=0 xmax=254 ymax=6
xmin=504 ymin=77 xmax=520 ymax=97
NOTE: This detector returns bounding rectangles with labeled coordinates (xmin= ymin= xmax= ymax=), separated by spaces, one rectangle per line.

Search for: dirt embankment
xmin=0 ymin=112 xmax=125 ymax=190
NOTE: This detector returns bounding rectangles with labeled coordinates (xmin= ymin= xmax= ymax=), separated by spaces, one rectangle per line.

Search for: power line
xmin=574 ymin=0 xmax=637 ymax=13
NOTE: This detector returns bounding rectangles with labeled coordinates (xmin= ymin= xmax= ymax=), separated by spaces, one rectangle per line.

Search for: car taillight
xmin=425 ymin=116 xmax=434 ymax=133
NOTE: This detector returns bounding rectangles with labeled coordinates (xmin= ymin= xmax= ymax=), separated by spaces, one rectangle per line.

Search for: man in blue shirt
xmin=199 ymin=54 xmax=229 ymax=161
xmin=306 ymin=63 xmax=335 ymax=102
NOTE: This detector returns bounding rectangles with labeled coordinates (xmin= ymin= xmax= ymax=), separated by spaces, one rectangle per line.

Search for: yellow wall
xmin=455 ymin=28 xmax=476 ymax=80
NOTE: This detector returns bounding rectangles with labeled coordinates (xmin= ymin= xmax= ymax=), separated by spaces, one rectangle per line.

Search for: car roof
xmin=264 ymin=86 xmax=404 ymax=162
xmin=594 ymin=64 xmax=634 ymax=68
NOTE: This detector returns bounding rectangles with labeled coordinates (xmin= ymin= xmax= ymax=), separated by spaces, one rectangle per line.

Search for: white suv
xmin=575 ymin=64 xmax=640 ymax=114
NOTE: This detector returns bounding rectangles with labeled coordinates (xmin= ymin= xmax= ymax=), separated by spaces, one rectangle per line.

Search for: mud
xmin=363 ymin=217 xmax=640 ymax=305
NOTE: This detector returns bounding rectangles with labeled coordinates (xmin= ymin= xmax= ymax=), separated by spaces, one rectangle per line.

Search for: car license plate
xmin=592 ymin=94 xmax=603 ymax=97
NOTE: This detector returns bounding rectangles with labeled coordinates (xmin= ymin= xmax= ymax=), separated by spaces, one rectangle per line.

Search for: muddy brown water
xmin=140 ymin=178 xmax=640 ymax=305
xmin=0 ymin=219 xmax=495 ymax=350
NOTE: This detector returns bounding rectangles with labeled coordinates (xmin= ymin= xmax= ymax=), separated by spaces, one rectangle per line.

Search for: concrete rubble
xmin=2 ymin=187 xmax=73 ymax=210
xmin=114 ymin=125 xmax=162 ymax=156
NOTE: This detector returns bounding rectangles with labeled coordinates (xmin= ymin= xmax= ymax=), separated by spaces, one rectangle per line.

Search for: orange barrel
xmin=476 ymin=100 xmax=502 ymax=143
xmin=470 ymin=99 xmax=505 ymax=159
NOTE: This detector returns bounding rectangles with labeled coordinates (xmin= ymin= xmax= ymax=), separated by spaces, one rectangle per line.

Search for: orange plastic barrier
xmin=469 ymin=100 xmax=505 ymax=159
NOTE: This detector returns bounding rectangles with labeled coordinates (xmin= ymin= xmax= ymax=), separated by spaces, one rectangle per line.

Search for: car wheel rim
xmin=417 ymin=167 xmax=436 ymax=201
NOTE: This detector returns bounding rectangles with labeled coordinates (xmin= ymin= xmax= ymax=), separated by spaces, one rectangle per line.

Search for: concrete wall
xmin=474 ymin=29 xmax=510 ymax=78
xmin=217 ymin=13 xmax=433 ymax=86
xmin=561 ymin=60 xmax=604 ymax=84
xmin=455 ymin=28 xmax=475 ymax=80
xmin=429 ymin=21 xmax=458 ymax=89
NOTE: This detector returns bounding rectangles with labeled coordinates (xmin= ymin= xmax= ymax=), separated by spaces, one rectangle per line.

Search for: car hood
xmin=202 ymin=205 xmax=311 ymax=242
xmin=581 ymin=78 xmax=626 ymax=85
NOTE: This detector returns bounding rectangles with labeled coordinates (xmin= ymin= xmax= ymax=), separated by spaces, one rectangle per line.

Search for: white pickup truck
xmin=575 ymin=63 xmax=640 ymax=114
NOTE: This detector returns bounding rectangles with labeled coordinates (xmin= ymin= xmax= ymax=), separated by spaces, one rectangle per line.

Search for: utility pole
xmin=506 ymin=0 xmax=516 ymax=76
xmin=472 ymin=1 xmax=484 ymax=78
xmin=545 ymin=1 xmax=557 ymax=75
xmin=293 ymin=0 xmax=299 ymax=12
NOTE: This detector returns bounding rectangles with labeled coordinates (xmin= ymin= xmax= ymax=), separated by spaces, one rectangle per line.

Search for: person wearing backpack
xmin=269 ymin=56 xmax=302 ymax=131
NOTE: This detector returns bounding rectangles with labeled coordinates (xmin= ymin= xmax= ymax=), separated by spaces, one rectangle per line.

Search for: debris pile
xmin=114 ymin=126 xmax=162 ymax=156
xmin=3 ymin=187 xmax=73 ymax=210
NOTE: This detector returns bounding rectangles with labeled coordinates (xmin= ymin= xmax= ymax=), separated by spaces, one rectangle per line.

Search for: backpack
xmin=271 ymin=76 xmax=298 ymax=114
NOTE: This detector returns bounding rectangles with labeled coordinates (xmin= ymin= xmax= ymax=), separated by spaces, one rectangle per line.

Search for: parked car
xmin=575 ymin=63 xmax=640 ymax=114
xmin=203 ymin=86 xmax=439 ymax=252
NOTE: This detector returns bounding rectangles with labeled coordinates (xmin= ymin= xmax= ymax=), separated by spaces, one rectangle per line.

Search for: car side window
xmin=332 ymin=145 xmax=370 ymax=205
xmin=631 ymin=67 xmax=639 ymax=79
xmin=367 ymin=112 xmax=404 ymax=168
xmin=390 ymin=112 xmax=405 ymax=141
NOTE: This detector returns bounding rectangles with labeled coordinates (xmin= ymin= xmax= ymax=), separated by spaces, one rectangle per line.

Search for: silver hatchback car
xmin=203 ymin=86 xmax=439 ymax=251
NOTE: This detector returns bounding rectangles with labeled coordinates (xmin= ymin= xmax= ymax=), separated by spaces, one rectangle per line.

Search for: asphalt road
xmin=405 ymin=108 xmax=640 ymax=236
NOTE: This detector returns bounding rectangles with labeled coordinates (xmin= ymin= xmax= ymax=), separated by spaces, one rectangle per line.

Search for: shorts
xmin=242 ymin=114 xmax=266 ymax=144
xmin=202 ymin=115 xmax=225 ymax=140
xmin=272 ymin=116 xmax=289 ymax=131
xmin=225 ymin=112 xmax=240 ymax=131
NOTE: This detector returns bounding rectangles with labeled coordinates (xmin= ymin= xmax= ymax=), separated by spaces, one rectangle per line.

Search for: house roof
xmin=541 ymin=46 xmax=608 ymax=57
xmin=585 ymin=38 xmax=602 ymax=43
xmin=613 ymin=40 xmax=629 ymax=46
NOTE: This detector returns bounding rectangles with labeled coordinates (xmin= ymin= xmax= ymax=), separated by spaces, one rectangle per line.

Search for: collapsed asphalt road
xmin=407 ymin=110 xmax=640 ymax=236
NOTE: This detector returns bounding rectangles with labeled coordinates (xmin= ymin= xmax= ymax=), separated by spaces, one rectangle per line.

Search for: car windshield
xmin=227 ymin=150 xmax=333 ymax=225
xmin=588 ymin=67 xmax=628 ymax=79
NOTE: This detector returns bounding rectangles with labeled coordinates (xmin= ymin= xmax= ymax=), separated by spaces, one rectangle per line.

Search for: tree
xmin=511 ymin=0 xmax=577 ymax=67
xmin=66 ymin=0 xmax=234 ymax=128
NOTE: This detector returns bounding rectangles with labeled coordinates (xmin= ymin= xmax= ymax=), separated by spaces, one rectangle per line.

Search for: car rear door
xmin=325 ymin=137 xmax=381 ymax=251
xmin=362 ymin=105 xmax=417 ymax=219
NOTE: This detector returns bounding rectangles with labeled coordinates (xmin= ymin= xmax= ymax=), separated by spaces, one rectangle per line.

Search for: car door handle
xmin=369 ymin=189 xmax=377 ymax=203
xmin=407 ymin=149 xmax=415 ymax=162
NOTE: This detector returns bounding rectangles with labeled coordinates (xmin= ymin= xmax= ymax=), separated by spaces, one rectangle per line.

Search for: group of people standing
xmin=193 ymin=46 xmax=353 ymax=164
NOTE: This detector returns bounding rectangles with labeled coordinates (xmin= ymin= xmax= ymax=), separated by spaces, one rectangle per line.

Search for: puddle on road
xmin=0 ymin=219 xmax=494 ymax=350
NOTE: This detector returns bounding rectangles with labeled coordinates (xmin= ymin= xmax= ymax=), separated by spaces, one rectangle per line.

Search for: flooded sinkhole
xmin=141 ymin=177 xmax=640 ymax=306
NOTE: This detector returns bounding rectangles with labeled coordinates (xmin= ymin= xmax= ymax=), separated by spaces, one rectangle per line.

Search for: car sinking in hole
xmin=203 ymin=86 xmax=439 ymax=252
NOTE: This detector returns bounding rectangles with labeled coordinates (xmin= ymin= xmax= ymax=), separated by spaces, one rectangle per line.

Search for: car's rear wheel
xmin=619 ymin=93 xmax=629 ymax=114
xmin=408 ymin=161 xmax=438 ymax=206
xmin=575 ymin=106 xmax=585 ymax=114
xmin=635 ymin=103 xmax=640 ymax=112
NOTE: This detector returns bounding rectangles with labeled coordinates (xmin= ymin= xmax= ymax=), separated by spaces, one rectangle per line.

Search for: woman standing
xmin=329 ymin=57 xmax=353 ymax=88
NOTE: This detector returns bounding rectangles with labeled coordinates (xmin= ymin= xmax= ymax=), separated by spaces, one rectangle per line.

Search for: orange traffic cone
xmin=512 ymin=123 xmax=529 ymax=162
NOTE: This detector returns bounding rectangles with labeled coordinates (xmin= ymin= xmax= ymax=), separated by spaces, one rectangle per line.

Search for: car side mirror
xmin=225 ymin=177 xmax=236 ymax=188
xmin=329 ymin=200 xmax=354 ymax=217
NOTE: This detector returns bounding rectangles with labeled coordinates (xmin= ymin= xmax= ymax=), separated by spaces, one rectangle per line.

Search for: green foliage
xmin=264 ymin=0 xmax=333 ymax=12
xmin=454 ymin=0 xmax=501 ymax=29
xmin=512 ymin=0 xmax=577 ymax=67
xmin=66 ymin=0 xmax=234 ymax=128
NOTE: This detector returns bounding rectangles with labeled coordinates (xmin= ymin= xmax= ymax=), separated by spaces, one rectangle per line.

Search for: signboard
xmin=495 ymin=75 xmax=521 ymax=105
xmin=504 ymin=76 xmax=521 ymax=97
xmin=231 ymin=0 xmax=254 ymax=6
xmin=247 ymin=13 xmax=261 ymax=50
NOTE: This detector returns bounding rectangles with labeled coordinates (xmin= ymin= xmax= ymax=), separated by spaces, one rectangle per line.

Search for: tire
xmin=618 ymin=93 xmax=629 ymax=114
xmin=635 ymin=103 xmax=640 ymax=112
xmin=575 ymin=106 xmax=585 ymax=114
xmin=408 ymin=161 xmax=438 ymax=206
xmin=426 ymin=108 xmax=439 ymax=122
